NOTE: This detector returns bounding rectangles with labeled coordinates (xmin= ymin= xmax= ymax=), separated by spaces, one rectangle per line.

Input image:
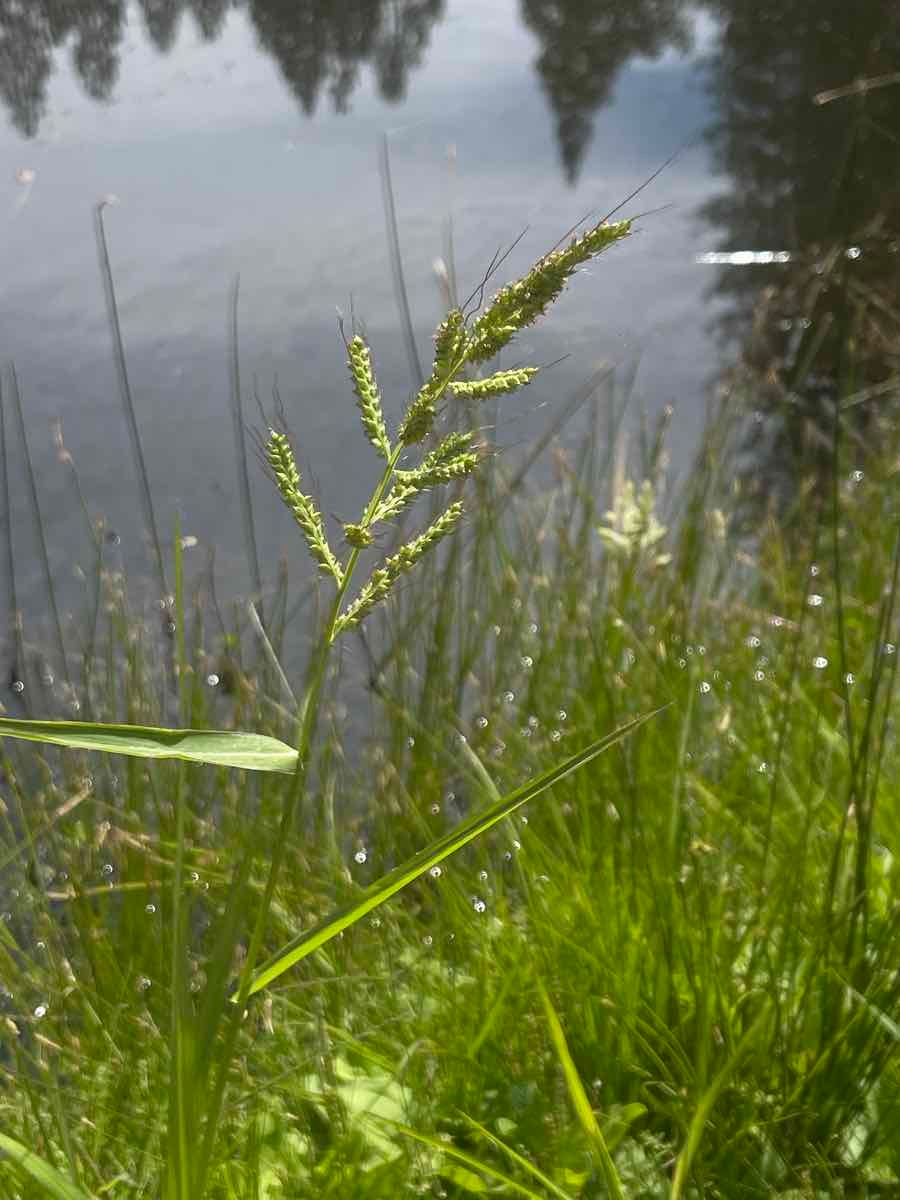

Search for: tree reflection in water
xmin=0 ymin=0 xmax=444 ymax=136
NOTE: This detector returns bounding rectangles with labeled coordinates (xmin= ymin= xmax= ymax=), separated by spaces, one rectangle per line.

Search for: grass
xmin=0 ymin=205 xmax=899 ymax=1199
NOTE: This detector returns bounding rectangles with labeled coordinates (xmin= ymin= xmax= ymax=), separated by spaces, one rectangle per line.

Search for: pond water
xmin=1 ymin=0 xmax=898 ymax=639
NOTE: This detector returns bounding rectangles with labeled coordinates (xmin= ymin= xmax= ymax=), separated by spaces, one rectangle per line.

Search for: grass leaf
xmin=245 ymin=707 xmax=665 ymax=996
xmin=0 ymin=1132 xmax=94 ymax=1200
xmin=0 ymin=717 xmax=298 ymax=774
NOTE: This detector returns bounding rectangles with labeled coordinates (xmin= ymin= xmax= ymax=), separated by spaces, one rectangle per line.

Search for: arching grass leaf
xmin=244 ymin=707 xmax=665 ymax=996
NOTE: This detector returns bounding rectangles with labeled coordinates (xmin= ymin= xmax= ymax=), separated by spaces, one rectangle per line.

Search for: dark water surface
xmin=1 ymin=1 xmax=898 ymax=640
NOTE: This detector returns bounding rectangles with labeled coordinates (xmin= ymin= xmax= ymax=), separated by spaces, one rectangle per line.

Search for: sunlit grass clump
xmin=1 ymin=202 xmax=899 ymax=1199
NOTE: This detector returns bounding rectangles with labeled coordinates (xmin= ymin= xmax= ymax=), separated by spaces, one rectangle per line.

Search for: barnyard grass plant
xmin=0 ymin=216 xmax=657 ymax=1199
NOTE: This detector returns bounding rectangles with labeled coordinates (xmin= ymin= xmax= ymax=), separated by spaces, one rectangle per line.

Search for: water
xmin=1 ymin=0 xmax=898 ymax=636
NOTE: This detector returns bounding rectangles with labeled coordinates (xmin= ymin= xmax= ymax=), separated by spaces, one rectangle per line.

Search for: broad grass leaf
xmin=245 ymin=707 xmax=665 ymax=996
xmin=0 ymin=1132 xmax=93 ymax=1200
xmin=0 ymin=717 xmax=298 ymax=774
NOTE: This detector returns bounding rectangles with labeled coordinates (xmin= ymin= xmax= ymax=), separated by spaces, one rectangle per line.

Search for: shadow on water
xmin=698 ymin=0 xmax=900 ymax=522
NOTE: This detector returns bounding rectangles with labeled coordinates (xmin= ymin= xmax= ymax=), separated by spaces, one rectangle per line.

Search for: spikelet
xmin=372 ymin=484 xmax=418 ymax=526
xmin=398 ymin=308 xmax=468 ymax=445
xmin=334 ymin=502 xmax=464 ymax=634
xmin=449 ymin=366 xmax=539 ymax=400
xmin=266 ymin=431 xmax=343 ymax=584
xmin=343 ymin=522 xmax=373 ymax=548
xmin=468 ymin=218 xmax=631 ymax=364
xmin=394 ymin=431 xmax=479 ymax=490
xmin=347 ymin=336 xmax=391 ymax=459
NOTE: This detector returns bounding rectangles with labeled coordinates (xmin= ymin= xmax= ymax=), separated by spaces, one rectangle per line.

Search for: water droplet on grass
xmin=520 ymin=655 xmax=533 ymax=670
xmin=472 ymin=898 xmax=486 ymax=914
xmin=145 ymin=903 xmax=156 ymax=914
xmin=430 ymin=802 xmax=441 ymax=815
xmin=354 ymin=849 xmax=368 ymax=865
xmin=699 ymin=681 xmax=711 ymax=694
xmin=503 ymin=690 xmax=515 ymax=704
xmin=550 ymin=729 xmax=561 ymax=742
xmin=746 ymin=635 xmax=761 ymax=649
xmin=33 ymin=1004 xmax=47 ymax=1019
xmin=206 ymin=673 xmax=219 ymax=687
xmin=429 ymin=866 xmax=442 ymax=878
xmin=478 ymin=870 xmax=488 ymax=882
xmin=475 ymin=715 xmax=488 ymax=730
xmin=808 ymin=593 xmax=824 ymax=607
xmin=754 ymin=670 xmax=765 ymax=682
xmin=423 ymin=935 xmax=433 ymax=947
xmin=812 ymin=655 xmax=828 ymax=669
xmin=101 ymin=863 xmax=114 ymax=876
xmin=557 ymin=709 xmax=567 ymax=722
xmin=844 ymin=672 xmax=855 ymax=685
xmin=810 ymin=563 xmax=820 ymax=577
xmin=136 ymin=976 xmax=151 ymax=992
xmin=849 ymin=469 xmax=864 ymax=484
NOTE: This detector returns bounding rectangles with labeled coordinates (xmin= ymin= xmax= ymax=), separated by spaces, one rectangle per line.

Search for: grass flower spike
xmin=266 ymin=429 xmax=343 ymax=583
xmin=449 ymin=366 xmax=539 ymax=399
xmin=347 ymin=335 xmax=391 ymax=459
xmin=334 ymin=502 xmax=464 ymax=635
xmin=468 ymin=218 xmax=631 ymax=363
xmin=398 ymin=307 xmax=468 ymax=444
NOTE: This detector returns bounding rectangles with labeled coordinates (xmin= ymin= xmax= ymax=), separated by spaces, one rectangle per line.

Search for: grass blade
xmin=229 ymin=276 xmax=264 ymax=623
xmin=389 ymin=1121 xmax=548 ymax=1200
xmin=537 ymin=980 xmax=626 ymax=1200
xmin=0 ymin=1132 xmax=93 ymax=1200
xmin=95 ymin=201 xmax=168 ymax=598
xmin=0 ymin=717 xmax=298 ymax=773
xmin=670 ymin=1000 xmax=771 ymax=1200
xmin=460 ymin=1113 xmax=576 ymax=1200
xmin=7 ymin=364 xmax=71 ymax=689
xmin=245 ymin=706 xmax=665 ymax=996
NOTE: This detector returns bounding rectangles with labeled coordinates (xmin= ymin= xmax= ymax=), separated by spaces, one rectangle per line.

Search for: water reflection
xmin=0 ymin=0 xmax=445 ymax=137
xmin=520 ymin=0 xmax=692 ymax=183
xmin=701 ymin=0 xmax=900 ymax=514
xmin=248 ymin=0 xmax=443 ymax=113
xmin=0 ymin=1 xmax=125 ymax=136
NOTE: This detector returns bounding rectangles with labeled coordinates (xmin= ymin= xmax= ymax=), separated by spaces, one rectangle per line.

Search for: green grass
xmin=1 ymin=212 xmax=900 ymax=1199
